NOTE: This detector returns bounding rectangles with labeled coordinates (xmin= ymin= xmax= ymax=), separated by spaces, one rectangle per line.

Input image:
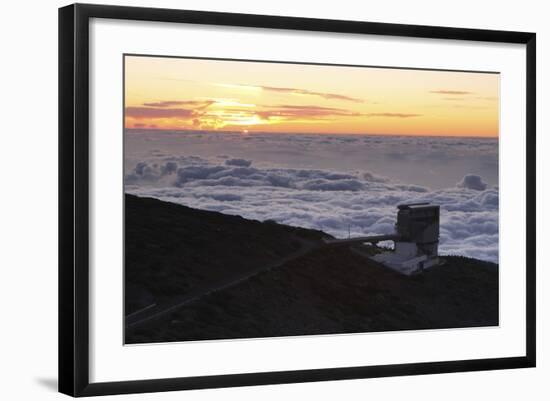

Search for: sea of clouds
xmin=125 ymin=131 xmax=499 ymax=263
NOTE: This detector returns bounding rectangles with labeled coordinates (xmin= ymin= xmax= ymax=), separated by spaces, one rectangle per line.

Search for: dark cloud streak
xmin=258 ymin=105 xmax=421 ymax=120
xmin=142 ymin=100 xmax=215 ymax=108
xmin=364 ymin=112 xmax=422 ymax=118
xmin=260 ymin=85 xmax=364 ymax=103
xmin=430 ymin=90 xmax=474 ymax=95
xmin=125 ymin=107 xmax=197 ymax=119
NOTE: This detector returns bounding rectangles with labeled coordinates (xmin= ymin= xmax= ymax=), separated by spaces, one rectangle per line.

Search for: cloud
xmin=364 ymin=112 xmax=422 ymax=118
xmin=125 ymin=159 xmax=499 ymax=262
xmin=125 ymin=107 xmax=197 ymax=119
xmin=125 ymin=131 xmax=499 ymax=190
xmin=261 ymin=85 xmax=364 ymax=103
xmin=456 ymin=174 xmax=488 ymax=191
xmin=363 ymin=171 xmax=389 ymax=183
xmin=430 ymin=90 xmax=474 ymax=95
xmin=217 ymin=82 xmax=364 ymax=103
xmin=174 ymin=165 xmax=227 ymax=186
xmin=125 ymin=158 xmax=205 ymax=184
xmin=161 ymin=161 xmax=178 ymax=175
xmin=257 ymin=105 xmax=362 ymax=120
xmin=255 ymin=105 xmax=420 ymax=120
xmin=128 ymin=95 xmax=421 ymax=131
xmin=132 ymin=123 xmax=159 ymax=129
xmin=301 ymin=178 xmax=364 ymax=191
xmin=142 ymin=100 xmax=214 ymax=108
xmin=126 ymin=101 xmax=216 ymax=122
xmin=199 ymin=193 xmax=243 ymax=202
xmin=124 ymin=133 xmax=499 ymax=263
xmin=225 ymin=158 xmax=252 ymax=167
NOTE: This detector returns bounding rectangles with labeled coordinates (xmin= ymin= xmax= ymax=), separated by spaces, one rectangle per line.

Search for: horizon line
xmin=124 ymin=127 xmax=499 ymax=140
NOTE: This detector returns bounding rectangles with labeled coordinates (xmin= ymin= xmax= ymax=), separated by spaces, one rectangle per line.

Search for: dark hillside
xmin=125 ymin=194 xmax=326 ymax=315
xmin=125 ymin=194 xmax=498 ymax=344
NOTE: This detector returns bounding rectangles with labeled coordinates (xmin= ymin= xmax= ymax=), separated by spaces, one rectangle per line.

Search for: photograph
xmin=123 ymin=55 xmax=500 ymax=344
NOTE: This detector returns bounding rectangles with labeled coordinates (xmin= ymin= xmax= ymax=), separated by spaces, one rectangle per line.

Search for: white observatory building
xmin=324 ymin=202 xmax=442 ymax=276
xmin=372 ymin=203 xmax=440 ymax=275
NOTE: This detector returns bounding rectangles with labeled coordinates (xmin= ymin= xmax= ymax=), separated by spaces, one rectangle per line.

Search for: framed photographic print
xmin=58 ymin=3 xmax=536 ymax=397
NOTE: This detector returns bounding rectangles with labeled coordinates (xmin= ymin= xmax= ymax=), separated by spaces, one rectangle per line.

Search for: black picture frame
xmin=59 ymin=3 xmax=536 ymax=397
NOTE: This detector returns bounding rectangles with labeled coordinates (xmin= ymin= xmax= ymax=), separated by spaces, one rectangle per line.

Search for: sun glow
xmin=125 ymin=56 xmax=499 ymax=137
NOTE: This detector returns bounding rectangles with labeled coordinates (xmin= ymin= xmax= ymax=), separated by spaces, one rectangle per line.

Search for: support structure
xmin=323 ymin=203 xmax=442 ymax=275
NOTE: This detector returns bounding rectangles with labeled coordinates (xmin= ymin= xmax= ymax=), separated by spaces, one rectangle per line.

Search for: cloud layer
xmin=125 ymin=137 xmax=499 ymax=264
xmin=457 ymin=174 xmax=488 ymax=191
xmin=125 ymin=131 xmax=499 ymax=190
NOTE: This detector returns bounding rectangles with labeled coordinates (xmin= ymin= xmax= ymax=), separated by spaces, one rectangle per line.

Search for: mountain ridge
xmin=124 ymin=194 xmax=498 ymax=344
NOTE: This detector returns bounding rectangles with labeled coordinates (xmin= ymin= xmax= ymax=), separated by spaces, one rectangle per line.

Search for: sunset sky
xmin=124 ymin=55 xmax=499 ymax=137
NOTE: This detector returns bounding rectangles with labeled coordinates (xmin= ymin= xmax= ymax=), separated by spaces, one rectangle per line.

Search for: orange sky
xmin=124 ymin=55 xmax=499 ymax=137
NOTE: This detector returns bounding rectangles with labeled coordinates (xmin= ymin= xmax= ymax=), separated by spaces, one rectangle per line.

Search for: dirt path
xmin=125 ymin=236 xmax=321 ymax=330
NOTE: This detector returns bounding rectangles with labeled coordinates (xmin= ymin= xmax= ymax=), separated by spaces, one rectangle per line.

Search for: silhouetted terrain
xmin=125 ymin=194 xmax=498 ymax=344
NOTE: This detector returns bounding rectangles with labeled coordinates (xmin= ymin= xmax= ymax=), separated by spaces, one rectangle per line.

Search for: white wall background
xmin=0 ymin=0 xmax=547 ymax=399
